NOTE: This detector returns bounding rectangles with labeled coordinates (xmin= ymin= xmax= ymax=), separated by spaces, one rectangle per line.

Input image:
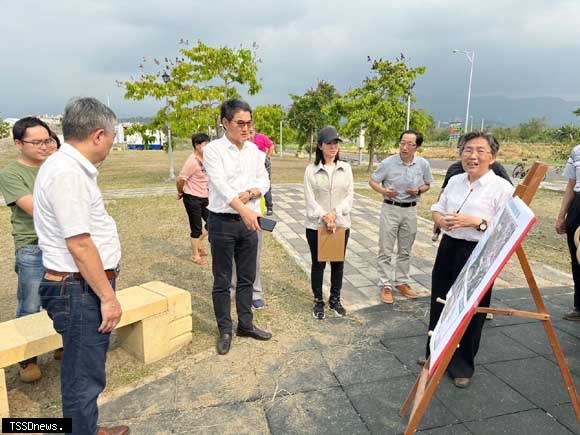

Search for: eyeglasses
xmin=20 ymin=138 xmax=57 ymax=148
xmin=232 ymin=120 xmax=253 ymax=129
xmin=399 ymin=141 xmax=417 ymax=148
xmin=461 ymin=147 xmax=491 ymax=157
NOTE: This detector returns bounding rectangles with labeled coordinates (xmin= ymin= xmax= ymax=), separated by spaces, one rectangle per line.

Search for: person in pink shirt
xmin=253 ymin=132 xmax=275 ymax=215
xmin=177 ymin=133 xmax=210 ymax=265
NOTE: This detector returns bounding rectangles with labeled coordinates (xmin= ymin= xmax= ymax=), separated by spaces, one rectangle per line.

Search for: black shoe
xmin=313 ymin=299 xmax=325 ymax=320
xmin=236 ymin=326 xmax=272 ymax=341
xmin=217 ymin=333 xmax=232 ymax=355
xmin=266 ymin=208 xmax=273 ymax=216
xmin=329 ymin=297 xmax=346 ymax=317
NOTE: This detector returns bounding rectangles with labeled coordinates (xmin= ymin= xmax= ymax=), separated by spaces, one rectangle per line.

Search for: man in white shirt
xmin=33 ymin=97 xmax=128 ymax=435
xmin=204 ymin=99 xmax=272 ymax=355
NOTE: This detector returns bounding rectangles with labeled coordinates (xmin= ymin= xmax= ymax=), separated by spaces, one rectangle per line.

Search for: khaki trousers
xmin=377 ymin=202 xmax=417 ymax=287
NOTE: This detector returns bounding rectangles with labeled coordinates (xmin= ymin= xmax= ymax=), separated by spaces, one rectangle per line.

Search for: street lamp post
xmin=452 ymin=49 xmax=475 ymax=134
xmin=405 ymin=82 xmax=415 ymax=130
xmin=161 ymin=71 xmax=175 ymax=180
xmin=279 ymin=120 xmax=286 ymax=157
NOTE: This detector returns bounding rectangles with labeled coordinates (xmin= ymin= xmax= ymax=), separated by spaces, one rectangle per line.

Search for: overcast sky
xmin=1 ymin=0 xmax=579 ymax=120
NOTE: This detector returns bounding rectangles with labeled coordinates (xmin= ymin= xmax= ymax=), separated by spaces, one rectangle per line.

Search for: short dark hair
xmin=191 ymin=132 xmax=210 ymax=149
xmin=398 ymin=130 xmax=424 ymax=147
xmin=314 ymin=144 xmax=341 ymax=165
xmin=12 ymin=117 xmax=51 ymax=141
xmin=50 ymin=131 xmax=61 ymax=149
xmin=220 ymin=99 xmax=252 ymax=122
xmin=457 ymin=132 xmax=500 ymax=155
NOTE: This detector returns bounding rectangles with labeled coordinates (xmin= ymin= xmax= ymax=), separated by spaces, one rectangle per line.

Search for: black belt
xmin=209 ymin=211 xmax=241 ymax=220
xmin=44 ymin=268 xmax=119 ymax=282
xmin=384 ymin=199 xmax=416 ymax=208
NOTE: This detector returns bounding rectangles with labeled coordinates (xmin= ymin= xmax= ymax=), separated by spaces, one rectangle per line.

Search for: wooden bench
xmin=0 ymin=281 xmax=192 ymax=418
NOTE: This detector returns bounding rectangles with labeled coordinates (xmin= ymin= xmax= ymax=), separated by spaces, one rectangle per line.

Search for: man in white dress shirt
xmin=33 ymin=97 xmax=128 ymax=435
xmin=204 ymin=99 xmax=272 ymax=355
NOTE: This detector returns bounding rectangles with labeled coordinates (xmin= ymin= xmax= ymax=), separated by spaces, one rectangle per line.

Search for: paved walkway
xmin=93 ymin=184 xmax=580 ymax=434
xmin=271 ymin=184 xmax=572 ymax=312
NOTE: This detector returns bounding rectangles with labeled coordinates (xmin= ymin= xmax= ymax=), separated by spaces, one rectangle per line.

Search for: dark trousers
xmin=565 ymin=192 xmax=580 ymax=309
xmin=183 ymin=194 xmax=209 ymax=238
xmin=40 ymin=276 xmax=115 ymax=435
xmin=208 ymin=212 xmax=258 ymax=334
xmin=264 ymin=157 xmax=273 ymax=209
xmin=305 ymin=228 xmax=350 ymax=301
xmin=426 ymin=235 xmax=492 ymax=379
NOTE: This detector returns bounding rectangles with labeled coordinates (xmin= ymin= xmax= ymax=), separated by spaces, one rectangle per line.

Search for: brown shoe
xmin=97 ymin=426 xmax=130 ymax=435
xmin=19 ymin=362 xmax=41 ymax=383
xmin=380 ymin=286 xmax=394 ymax=304
xmin=453 ymin=377 xmax=471 ymax=388
xmin=396 ymin=284 xmax=418 ymax=299
xmin=54 ymin=348 xmax=63 ymax=360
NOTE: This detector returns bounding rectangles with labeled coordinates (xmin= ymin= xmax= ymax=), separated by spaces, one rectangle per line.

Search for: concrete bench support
xmin=0 ymin=281 xmax=192 ymax=419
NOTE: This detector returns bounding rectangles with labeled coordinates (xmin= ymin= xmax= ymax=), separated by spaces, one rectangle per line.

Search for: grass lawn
xmin=1 ymin=194 xmax=315 ymax=416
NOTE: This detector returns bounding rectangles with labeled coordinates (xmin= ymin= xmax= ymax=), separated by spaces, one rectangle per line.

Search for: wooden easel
xmin=400 ymin=162 xmax=580 ymax=434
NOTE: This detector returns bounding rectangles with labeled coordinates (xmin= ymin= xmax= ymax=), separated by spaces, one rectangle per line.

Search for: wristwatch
xmin=246 ymin=190 xmax=254 ymax=200
xmin=477 ymin=219 xmax=488 ymax=232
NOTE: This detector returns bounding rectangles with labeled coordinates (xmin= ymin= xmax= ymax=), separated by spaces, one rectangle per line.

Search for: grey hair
xmin=457 ymin=132 xmax=500 ymax=155
xmin=62 ymin=97 xmax=117 ymax=141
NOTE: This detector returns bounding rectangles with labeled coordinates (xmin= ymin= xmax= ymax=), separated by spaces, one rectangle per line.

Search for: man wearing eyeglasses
xmin=369 ymin=130 xmax=433 ymax=304
xmin=0 ymin=117 xmax=59 ymax=383
xmin=204 ymin=99 xmax=272 ymax=355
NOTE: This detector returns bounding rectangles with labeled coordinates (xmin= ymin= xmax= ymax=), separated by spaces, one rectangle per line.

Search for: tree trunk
xmin=308 ymin=129 xmax=313 ymax=162
xmin=367 ymin=142 xmax=375 ymax=172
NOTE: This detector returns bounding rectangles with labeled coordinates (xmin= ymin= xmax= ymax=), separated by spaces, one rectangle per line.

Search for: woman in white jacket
xmin=304 ymin=126 xmax=354 ymax=320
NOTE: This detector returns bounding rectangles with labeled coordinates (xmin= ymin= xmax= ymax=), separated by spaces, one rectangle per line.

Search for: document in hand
xmin=317 ymin=226 xmax=346 ymax=262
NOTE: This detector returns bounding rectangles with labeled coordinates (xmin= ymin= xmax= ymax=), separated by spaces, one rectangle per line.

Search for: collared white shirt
xmin=563 ymin=144 xmax=580 ymax=192
xmin=304 ymin=160 xmax=354 ymax=230
xmin=203 ymin=134 xmax=269 ymax=214
xmin=431 ymin=170 xmax=514 ymax=242
xmin=33 ymin=143 xmax=121 ymax=272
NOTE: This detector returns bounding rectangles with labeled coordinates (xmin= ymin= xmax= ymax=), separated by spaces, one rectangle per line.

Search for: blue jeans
xmin=15 ymin=245 xmax=44 ymax=318
xmin=40 ymin=276 xmax=115 ymax=435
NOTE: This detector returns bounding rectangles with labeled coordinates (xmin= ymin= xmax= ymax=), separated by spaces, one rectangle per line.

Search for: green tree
xmin=287 ymin=80 xmax=342 ymax=158
xmin=119 ymin=40 xmax=261 ymax=138
xmin=574 ymin=108 xmax=580 ymax=117
xmin=253 ymin=104 xmax=295 ymax=145
xmin=518 ymin=117 xmax=547 ymax=142
xmin=124 ymin=124 xmax=157 ymax=149
xmin=0 ymin=119 xmax=10 ymax=139
xmin=334 ymin=55 xmax=429 ymax=170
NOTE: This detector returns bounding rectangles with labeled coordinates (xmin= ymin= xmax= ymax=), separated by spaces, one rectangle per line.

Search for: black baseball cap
xmin=317 ymin=126 xmax=342 ymax=144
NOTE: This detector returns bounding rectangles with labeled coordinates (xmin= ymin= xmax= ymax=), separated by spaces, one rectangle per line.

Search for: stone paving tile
xmin=546 ymin=403 xmax=580 ymax=435
xmin=255 ymin=348 xmax=339 ymax=396
xmin=434 ymin=366 xmax=535 ymax=421
xmin=474 ymin=327 xmax=538 ymax=364
xmin=464 ymin=408 xmax=573 ymax=435
xmin=265 ymin=387 xmax=370 ymax=435
xmin=484 ymin=356 xmax=572 ymax=409
xmin=383 ymin=334 xmax=429 ymax=374
xmin=345 ymin=375 xmax=459 ymax=434
xmin=499 ymin=322 xmax=579 ymax=356
xmin=416 ymin=424 xmax=473 ymax=434
xmin=322 ymin=344 xmax=409 ymax=386
xmin=107 ymin=402 xmax=271 ymax=435
xmin=100 ymin=373 xmax=177 ymax=422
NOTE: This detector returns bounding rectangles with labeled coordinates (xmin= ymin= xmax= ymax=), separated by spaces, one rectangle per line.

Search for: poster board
xmin=429 ymin=196 xmax=536 ymax=375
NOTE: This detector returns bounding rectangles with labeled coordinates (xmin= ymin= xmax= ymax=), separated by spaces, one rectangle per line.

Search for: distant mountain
xmin=417 ymin=95 xmax=580 ymax=127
